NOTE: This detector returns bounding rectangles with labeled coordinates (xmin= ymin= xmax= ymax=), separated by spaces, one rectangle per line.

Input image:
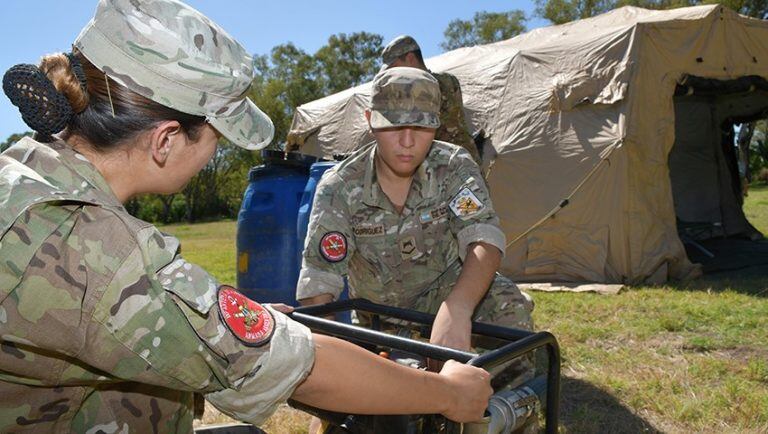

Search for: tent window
xmin=669 ymin=75 xmax=768 ymax=273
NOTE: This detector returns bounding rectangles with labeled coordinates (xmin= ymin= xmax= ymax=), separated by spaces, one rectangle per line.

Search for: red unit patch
xmin=217 ymin=285 xmax=275 ymax=347
xmin=319 ymin=231 xmax=347 ymax=262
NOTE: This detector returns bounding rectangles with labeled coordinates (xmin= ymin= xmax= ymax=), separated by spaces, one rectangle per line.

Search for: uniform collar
xmin=39 ymin=138 xmax=124 ymax=208
xmin=362 ymin=141 xmax=440 ymax=210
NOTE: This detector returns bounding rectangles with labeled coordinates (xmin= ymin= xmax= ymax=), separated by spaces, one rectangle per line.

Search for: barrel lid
xmin=261 ymin=150 xmax=318 ymax=168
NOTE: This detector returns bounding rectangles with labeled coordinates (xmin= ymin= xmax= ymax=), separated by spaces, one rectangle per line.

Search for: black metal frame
xmin=291 ymin=298 xmax=561 ymax=434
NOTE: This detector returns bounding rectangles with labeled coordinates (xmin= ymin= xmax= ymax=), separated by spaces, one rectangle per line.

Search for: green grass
xmin=169 ymin=187 xmax=768 ymax=434
xmin=162 ymin=220 xmax=238 ymax=284
xmin=745 ymin=184 xmax=768 ymax=235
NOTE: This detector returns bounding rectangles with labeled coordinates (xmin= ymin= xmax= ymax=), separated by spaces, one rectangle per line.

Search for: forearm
xmin=292 ymin=334 xmax=452 ymax=415
xmin=299 ymin=293 xmax=334 ymax=306
xmin=446 ymin=242 xmax=501 ymax=311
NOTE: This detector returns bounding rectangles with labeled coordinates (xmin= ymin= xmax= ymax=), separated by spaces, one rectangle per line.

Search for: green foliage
xmin=315 ymin=32 xmax=383 ymax=94
xmin=749 ymin=120 xmax=768 ymax=178
xmin=0 ymin=132 xmax=32 ymax=152
xmin=535 ymin=0 xmax=614 ymax=25
xmin=441 ymin=10 xmax=527 ymax=51
xmin=536 ymin=0 xmax=768 ymax=24
xmin=251 ymin=32 xmax=383 ymax=151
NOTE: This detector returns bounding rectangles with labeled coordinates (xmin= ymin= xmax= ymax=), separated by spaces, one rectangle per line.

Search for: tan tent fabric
xmin=288 ymin=5 xmax=768 ymax=284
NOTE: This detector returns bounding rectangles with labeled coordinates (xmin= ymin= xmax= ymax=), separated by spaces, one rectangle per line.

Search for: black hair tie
xmin=2 ymin=63 xmax=74 ymax=138
xmin=65 ymin=52 xmax=88 ymax=91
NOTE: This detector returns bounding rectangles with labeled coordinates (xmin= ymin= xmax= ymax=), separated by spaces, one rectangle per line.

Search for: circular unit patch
xmin=217 ymin=285 xmax=275 ymax=347
xmin=319 ymin=231 xmax=347 ymax=262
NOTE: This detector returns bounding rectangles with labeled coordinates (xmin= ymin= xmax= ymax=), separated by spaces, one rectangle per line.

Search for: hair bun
xmin=3 ymin=63 xmax=74 ymax=136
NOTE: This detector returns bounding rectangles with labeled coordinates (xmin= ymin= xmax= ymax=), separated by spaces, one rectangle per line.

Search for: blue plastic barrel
xmin=237 ymin=150 xmax=315 ymax=306
xmin=297 ymin=161 xmax=338 ymax=246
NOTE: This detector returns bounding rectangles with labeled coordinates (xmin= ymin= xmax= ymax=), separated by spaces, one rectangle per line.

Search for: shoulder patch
xmin=449 ymin=187 xmax=484 ymax=220
xmin=218 ymin=285 xmax=275 ymax=347
xmin=319 ymin=231 xmax=347 ymax=262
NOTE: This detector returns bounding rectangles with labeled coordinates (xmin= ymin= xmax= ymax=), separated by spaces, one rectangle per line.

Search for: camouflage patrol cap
xmin=381 ymin=35 xmax=421 ymax=67
xmin=369 ymin=67 xmax=440 ymax=130
xmin=73 ymin=0 xmax=273 ymax=150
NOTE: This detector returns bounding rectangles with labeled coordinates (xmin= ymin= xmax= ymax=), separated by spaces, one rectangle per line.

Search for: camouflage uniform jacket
xmin=0 ymin=138 xmax=315 ymax=432
xmin=296 ymin=140 xmax=505 ymax=308
xmin=431 ymin=71 xmax=481 ymax=164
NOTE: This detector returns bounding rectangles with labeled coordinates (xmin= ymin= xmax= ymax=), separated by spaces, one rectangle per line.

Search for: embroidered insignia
xmin=218 ymin=285 xmax=274 ymax=347
xmin=353 ymin=224 xmax=385 ymax=237
xmin=320 ymin=232 xmax=347 ymax=262
xmin=449 ymin=187 xmax=484 ymax=220
xmin=399 ymin=235 xmax=419 ymax=260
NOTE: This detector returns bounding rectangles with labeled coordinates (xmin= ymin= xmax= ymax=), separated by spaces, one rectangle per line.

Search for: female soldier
xmin=0 ymin=0 xmax=492 ymax=431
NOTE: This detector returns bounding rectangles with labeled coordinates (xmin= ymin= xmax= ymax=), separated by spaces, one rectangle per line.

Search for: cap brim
xmin=208 ymin=98 xmax=274 ymax=150
xmin=369 ymin=109 xmax=440 ymax=130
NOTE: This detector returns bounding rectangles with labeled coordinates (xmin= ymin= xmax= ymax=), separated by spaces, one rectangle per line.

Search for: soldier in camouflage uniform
xmin=0 ymin=1 xmax=494 ymax=431
xmin=297 ymin=67 xmax=533 ymax=353
xmin=380 ymin=35 xmax=482 ymax=164
xmin=298 ymin=66 xmax=536 ymax=433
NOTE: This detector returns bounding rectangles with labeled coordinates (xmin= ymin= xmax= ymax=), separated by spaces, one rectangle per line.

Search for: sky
xmin=0 ymin=1 xmax=550 ymax=141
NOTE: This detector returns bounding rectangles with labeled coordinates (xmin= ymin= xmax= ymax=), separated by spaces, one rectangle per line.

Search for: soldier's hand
xmin=430 ymin=301 xmax=473 ymax=351
xmin=438 ymin=360 xmax=492 ymax=423
xmin=266 ymin=303 xmax=294 ymax=314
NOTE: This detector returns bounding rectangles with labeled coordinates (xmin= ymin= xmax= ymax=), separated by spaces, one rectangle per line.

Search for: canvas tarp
xmin=288 ymin=5 xmax=768 ymax=284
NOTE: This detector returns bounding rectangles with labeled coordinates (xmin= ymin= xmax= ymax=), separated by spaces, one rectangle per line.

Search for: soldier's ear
xmin=149 ymin=121 xmax=183 ymax=166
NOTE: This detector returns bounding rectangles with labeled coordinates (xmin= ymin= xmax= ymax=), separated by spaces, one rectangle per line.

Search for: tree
xmin=250 ymin=32 xmax=384 ymax=150
xmin=1 ymin=132 xmax=32 ymax=152
xmin=315 ymin=32 xmax=383 ymax=94
xmin=249 ymin=46 xmax=321 ymax=150
xmin=441 ymin=10 xmax=528 ymax=51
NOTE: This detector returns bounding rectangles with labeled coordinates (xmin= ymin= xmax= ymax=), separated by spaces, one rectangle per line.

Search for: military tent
xmin=288 ymin=5 xmax=768 ymax=284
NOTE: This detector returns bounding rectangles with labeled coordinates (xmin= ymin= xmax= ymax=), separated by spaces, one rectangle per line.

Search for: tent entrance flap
xmin=669 ymin=75 xmax=768 ymax=272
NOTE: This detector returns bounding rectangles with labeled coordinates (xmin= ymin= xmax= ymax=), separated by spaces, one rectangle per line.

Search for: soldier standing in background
xmin=380 ymin=35 xmax=482 ymax=164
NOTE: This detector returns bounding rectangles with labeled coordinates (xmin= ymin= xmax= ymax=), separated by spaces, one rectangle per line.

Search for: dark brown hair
xmin=40 ymin=50 xmax=206 ymax=151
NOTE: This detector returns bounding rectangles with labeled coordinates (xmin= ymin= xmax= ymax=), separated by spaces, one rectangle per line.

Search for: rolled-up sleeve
xmin=296 ymin=173 xmax=352 ymax=301
xmin=445 ymin=148 xmax=506 ymax=259
xmin=205 ymin=307 xmax=315 ymax=425
xmin=91 ymin=225 xmax=316 ymax=427
xmin=296 ymin=264 xmax=346 ymax=301
xmin=457 ymin=223 xmax=506 ymax=261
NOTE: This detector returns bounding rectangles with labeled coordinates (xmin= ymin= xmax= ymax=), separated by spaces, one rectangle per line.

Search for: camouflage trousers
xmin=417 ymin=274 xmax=538 ymax=434
xmin=414 ymin=272 xmax=534 ymax=332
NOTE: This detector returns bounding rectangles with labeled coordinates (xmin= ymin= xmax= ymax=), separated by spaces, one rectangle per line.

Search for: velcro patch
xmin=399 ymin=235 xmax=419 ymax=260
xmin=449 ymin=187 xmax=484 ymax=220
xmin=420 ymin=205 xmax=448 ymax=224
xmin=218 ymin=285 xmax=275 ymax=347
xmin=319 ymin=231 xmax=347 ymax=262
